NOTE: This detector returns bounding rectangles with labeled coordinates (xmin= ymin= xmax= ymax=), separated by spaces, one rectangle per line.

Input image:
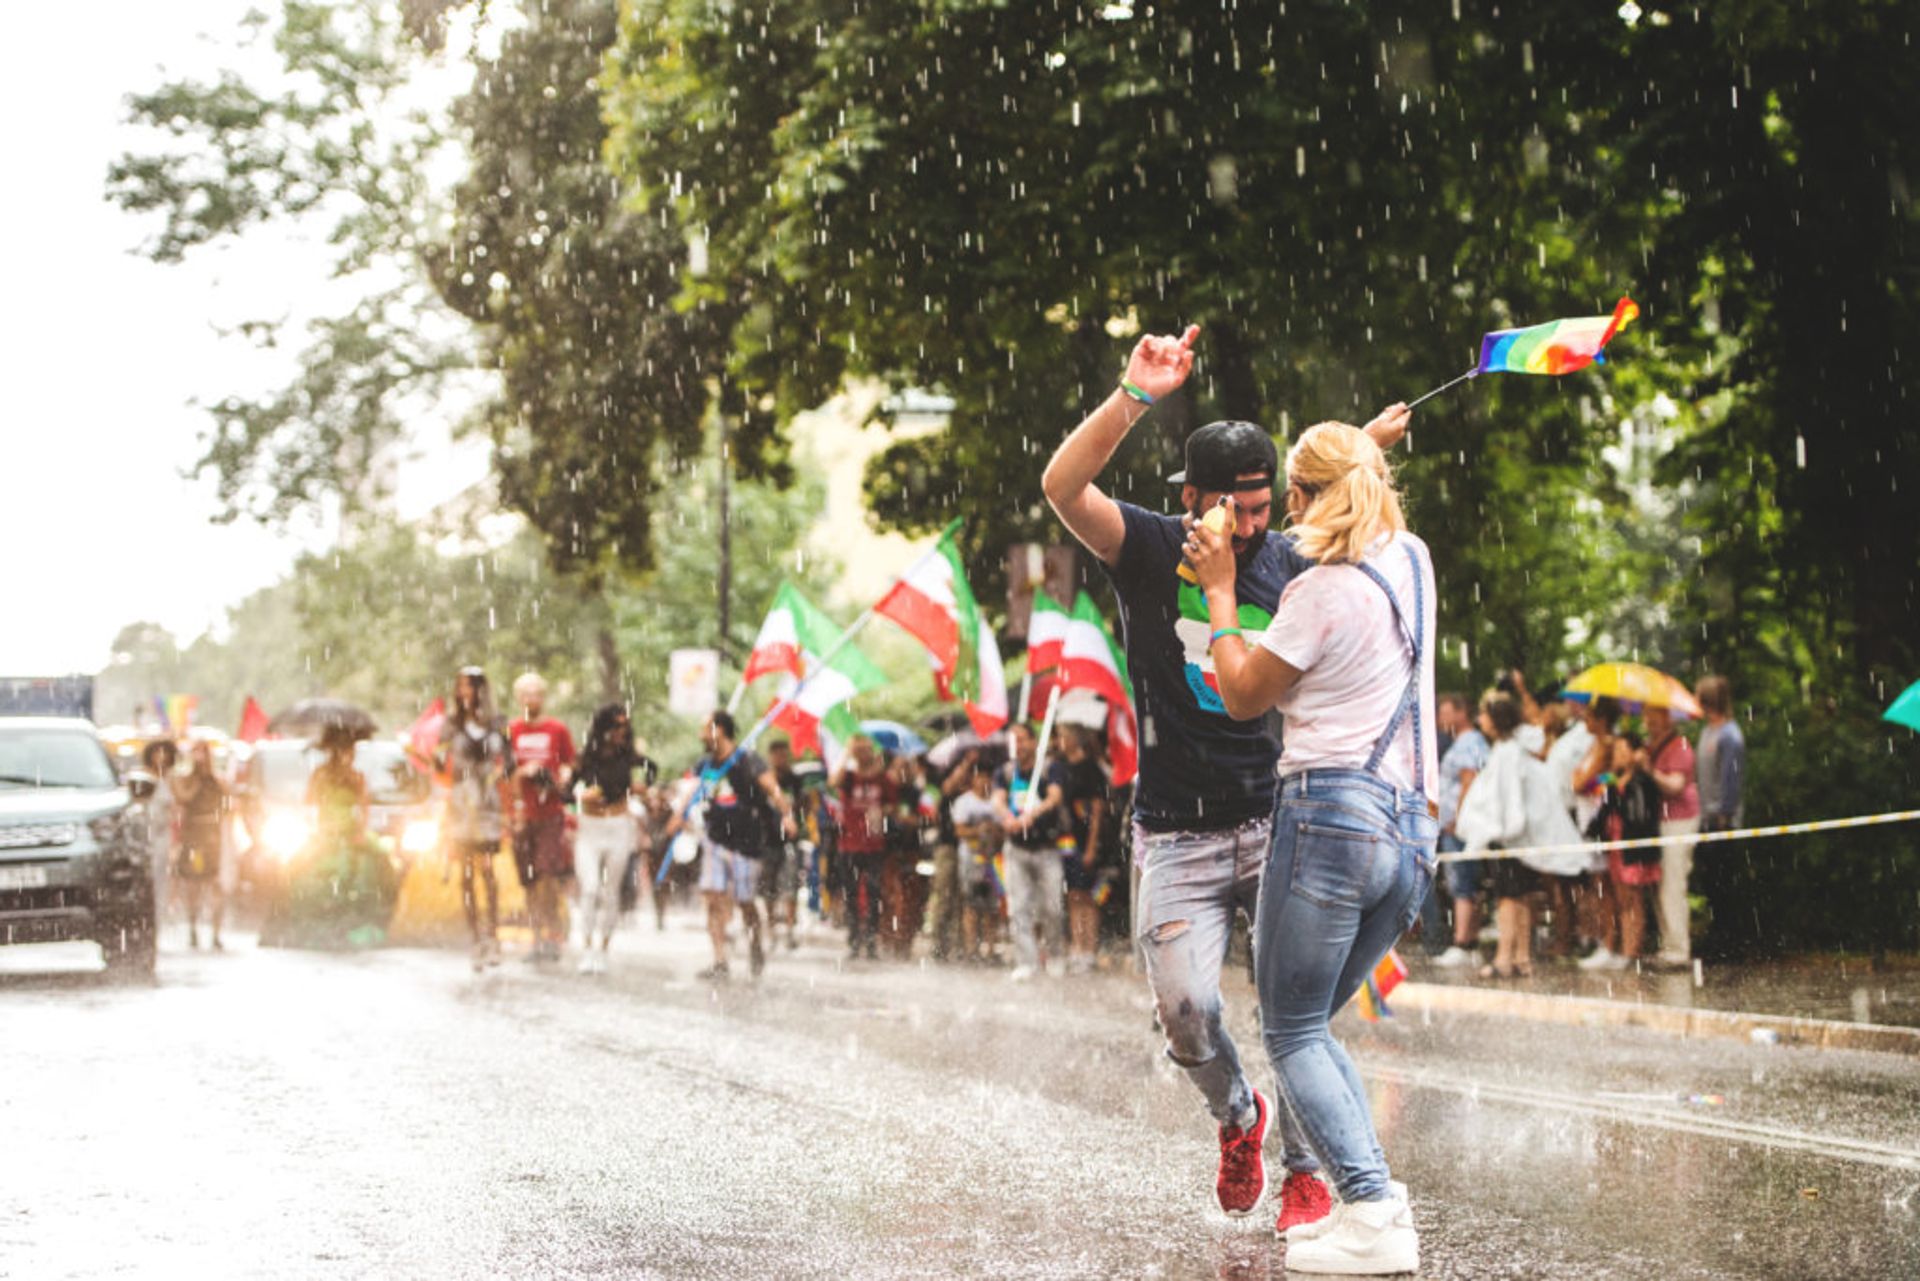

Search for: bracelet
xmin=1119 ymin=378 xmax=1155 ymax=406
xmin=1209 ymin=627 xmax=1244 ymax=648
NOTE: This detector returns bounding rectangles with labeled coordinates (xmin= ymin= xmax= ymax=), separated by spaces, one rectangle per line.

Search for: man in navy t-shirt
xmin=1042 ymin=324 xmax=1408 ymax=1231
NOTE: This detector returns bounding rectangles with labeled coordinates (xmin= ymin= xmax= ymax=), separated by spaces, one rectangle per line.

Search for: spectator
xmin=1695 ymin=676 xmax=1745 ymax=835
xmin=1060 ymin=724 xmax=1111 ymax=975
xmin=881 ymin=753 xmax=936 ymax=959
xmin=1585 ymin=730 xmax=1662 ymax=966
xmin=1455 ymin=691 xmax=1582 ymax=978
xmin=761 ymin=739 xmax=807 ymax=953
xmin=1496 ymin=669 xmax=1547 ymax=757
xmin=929 ymin=748 xmax=987 ymax=962
xmin=1572 ymin=698 xmax=1627 ymax=970
xmin=1643 ymin=705 xmax=1701 ymax=968
xmin=992 ymin=721 xmax=1069 ymax=981
xmin=509 ymin=672 xmax=576 ymax=963
xmin=1535 ymin=702 xmax=1583 ymax=959
xmin=832 ymin=734 xmax=898 ymax=961
xmin=1430 ymin=693 xmax=1489 ymax=969
xmin=948 ymin=762 xmax=1004 ymax=964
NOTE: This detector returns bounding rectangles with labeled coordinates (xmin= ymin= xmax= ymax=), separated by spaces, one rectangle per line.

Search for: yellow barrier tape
xmin=1437 ymin=809 xmax=1920 ymax=864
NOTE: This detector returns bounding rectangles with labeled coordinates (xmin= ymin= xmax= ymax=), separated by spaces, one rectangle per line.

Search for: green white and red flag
xmin=964 ymin=617 xmax=1009 ymax=737
xmin=742 ymin=582 xmax=836 ymax=686
xmin=1058 ymin=592 xmax=1138 ymax=786
xmin=874 ymin=524 xmax=980 ymax=706
xmin=743 ymin=582 xmax=888 ymax=757
xmin=1025 ymin=589 xmax=1069 ymax=674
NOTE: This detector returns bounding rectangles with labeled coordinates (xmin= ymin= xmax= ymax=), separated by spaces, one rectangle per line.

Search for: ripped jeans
xmin=1135 ymin=816 xmax=1320 ymax=1174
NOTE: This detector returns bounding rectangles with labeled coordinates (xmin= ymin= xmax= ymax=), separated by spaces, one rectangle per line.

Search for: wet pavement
xmin=3 ymin=920 xmax=1918 ymax=1279
xmin=1405 ymin=951 xmax=1920 ymax=1030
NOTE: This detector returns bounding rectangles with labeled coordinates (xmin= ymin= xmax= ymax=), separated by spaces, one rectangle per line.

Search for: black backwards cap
xmin=1166 ymin=420 xmax=1279 ymax=492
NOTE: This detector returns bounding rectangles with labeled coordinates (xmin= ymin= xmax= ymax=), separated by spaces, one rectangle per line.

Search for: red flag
xmin=408 ymin=698 xmax=447 ymax=780
xmin=236 ymin=696 xmax=270 ymax=744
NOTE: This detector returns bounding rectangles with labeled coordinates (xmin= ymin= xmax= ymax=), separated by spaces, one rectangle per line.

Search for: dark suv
xmin=0 ymin=717 xmax=155 ymax=978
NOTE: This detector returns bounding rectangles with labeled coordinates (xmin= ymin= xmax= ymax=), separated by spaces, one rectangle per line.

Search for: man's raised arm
xmin=1041 ymin=325 xmax=1199 ymax=567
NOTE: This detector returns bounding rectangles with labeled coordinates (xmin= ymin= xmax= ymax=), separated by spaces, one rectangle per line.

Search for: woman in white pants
xmin=572 ymin=704 xmax=642 ymax=973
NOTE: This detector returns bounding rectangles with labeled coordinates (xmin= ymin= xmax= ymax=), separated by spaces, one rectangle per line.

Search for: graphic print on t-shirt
xmin=1173 ymin=581 xmax=1274 ymax=714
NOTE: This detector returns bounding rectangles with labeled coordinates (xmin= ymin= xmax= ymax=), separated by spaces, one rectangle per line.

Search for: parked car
xmin=0 ymin=717 xmax=155 ymax=977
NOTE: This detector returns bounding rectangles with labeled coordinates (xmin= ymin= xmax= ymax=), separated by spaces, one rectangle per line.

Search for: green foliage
xmin=106 ymin=0 xmax=470 ymax=525
xmin=602 ymin=0 xmax=1920 ymax=948
xmin=435 ymin=0 xmax=778 ymax=582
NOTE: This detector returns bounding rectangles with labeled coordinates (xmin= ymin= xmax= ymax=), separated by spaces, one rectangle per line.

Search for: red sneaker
xmin=1275 ymin=1170 xmax=1334 ymax=1234
xmin=1215 ymin=1090 xmax=1270 ymax=1215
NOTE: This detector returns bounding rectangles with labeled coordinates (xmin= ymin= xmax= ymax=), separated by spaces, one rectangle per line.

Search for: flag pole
xmin=660 ymin=520 xmax=966 ymax=883
xmin=1023 ymin=685 xmax=1064 ymax=816
xmin=1405 ymin=367 xmax=1478 ymax=409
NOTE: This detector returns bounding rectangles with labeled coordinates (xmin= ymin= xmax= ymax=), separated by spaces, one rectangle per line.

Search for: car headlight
xmin=400 ymin=818 xmax=440 ymax=854
xmin=261 ymin=811 xmax=313 ymax=860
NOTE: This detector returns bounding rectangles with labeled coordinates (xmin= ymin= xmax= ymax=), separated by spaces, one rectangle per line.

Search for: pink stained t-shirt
xmin=1256 ymin=531 xmax=1440 ymax=797
xmin=1649 ymin=731 xmax=1700 ymax=822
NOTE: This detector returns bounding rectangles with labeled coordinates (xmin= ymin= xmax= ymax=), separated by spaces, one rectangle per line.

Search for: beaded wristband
xmin=1119 ymin=378 xmax=1155 ymax=405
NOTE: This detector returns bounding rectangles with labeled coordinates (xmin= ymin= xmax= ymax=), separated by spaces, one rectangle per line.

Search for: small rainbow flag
xmin=1353 ymin=948 xmax=1410 ymax=1023
xmin=1477 ymin=296 xmax=1638 ymax=377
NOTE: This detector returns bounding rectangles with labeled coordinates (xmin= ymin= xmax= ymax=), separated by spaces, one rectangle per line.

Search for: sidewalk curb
xmin=1396 ymin=981 xmax=1920 ymax=1058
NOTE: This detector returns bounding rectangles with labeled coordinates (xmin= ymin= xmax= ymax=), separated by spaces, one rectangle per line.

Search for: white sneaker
xmin=1008 ymin=964 xmax=1036 ymax=983
xmin=1284 ymin=1188 xmax=1418 ymax=1275
xmin=1431 ymin=946 xmax=1475 ymax=969
xmin=1577 ymin=946 xmax=1617 ymax=971
xmin=1286 ymin=1182 xmax=1407 ymax=1243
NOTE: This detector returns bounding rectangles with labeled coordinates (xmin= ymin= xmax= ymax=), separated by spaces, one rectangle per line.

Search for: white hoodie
xmin=1455 ymin=738 xmax=1585 ymax=877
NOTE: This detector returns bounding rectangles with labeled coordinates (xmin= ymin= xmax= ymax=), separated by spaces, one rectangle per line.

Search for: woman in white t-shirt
xmin=1188 ymin=421 xmax=1435 ymax=1275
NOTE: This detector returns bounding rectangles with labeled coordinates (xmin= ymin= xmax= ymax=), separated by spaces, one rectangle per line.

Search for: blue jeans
xmin=1135 ymin=817 xmax=1319 ymax=1174
xmin=1254 ymin=770 xmax=1436 ymax=1202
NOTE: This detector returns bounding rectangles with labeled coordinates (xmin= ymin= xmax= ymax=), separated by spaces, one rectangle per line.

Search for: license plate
xmin=0 ymin=865 xmax=50 ymax=891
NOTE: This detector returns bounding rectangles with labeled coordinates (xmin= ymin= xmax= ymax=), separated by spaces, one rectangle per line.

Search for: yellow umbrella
xmin=1563 ymin=663 xmax=1703 ymax=719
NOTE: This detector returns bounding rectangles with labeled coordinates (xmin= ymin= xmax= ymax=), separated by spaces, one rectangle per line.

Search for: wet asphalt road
xmin=3 ymin=919 xmax=1918 ymax=1280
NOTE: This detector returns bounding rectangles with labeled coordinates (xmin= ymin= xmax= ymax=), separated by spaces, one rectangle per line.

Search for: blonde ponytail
xmin=1285 ymin=422 xmax=1405 ymax=564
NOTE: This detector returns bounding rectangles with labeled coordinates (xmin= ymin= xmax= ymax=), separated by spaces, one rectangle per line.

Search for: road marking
xmin=1367 ymin=1063 xmax=1920 ymax=1171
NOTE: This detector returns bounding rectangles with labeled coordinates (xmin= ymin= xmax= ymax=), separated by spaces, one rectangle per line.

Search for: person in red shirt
xmin=1642 ymin=705 xmax=1700 ymax=969
xmin=831 ymin=735 xmax=901 ymax=961
xmin=510 ymin=672 xmax=576 ymax=961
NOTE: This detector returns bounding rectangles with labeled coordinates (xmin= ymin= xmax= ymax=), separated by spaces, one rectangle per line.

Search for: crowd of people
xmin=415 ymin=668 xmax=1135 ymax=981
xmin=1424 ymin=670 xmax=1747 ymax=976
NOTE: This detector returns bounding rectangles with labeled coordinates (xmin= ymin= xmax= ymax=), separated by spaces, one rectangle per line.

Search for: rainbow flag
xmin=1477 ymin=296 xmax=1638 ymax=377
xmin=1353 ymin=948 xmax=1410 ymax=1023
xmin=152 ymin=693 xmax=198 ymax=734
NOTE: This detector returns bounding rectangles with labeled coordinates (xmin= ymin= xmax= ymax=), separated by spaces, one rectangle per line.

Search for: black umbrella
xmin=267 ymin=698 xmax=378 ymax=741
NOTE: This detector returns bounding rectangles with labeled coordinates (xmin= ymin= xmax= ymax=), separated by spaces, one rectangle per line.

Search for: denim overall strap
xmin=1353 ymin=542 xmax=1425 ymax=783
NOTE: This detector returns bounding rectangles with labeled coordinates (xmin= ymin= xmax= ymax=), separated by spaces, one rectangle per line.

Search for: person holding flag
xmin=1041 ymin=324 xmax=1407 ymax=1229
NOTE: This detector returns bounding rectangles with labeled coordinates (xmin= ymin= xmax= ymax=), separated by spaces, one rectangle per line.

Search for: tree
xmin=106 ymin=0 xmax=471 ymax=525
